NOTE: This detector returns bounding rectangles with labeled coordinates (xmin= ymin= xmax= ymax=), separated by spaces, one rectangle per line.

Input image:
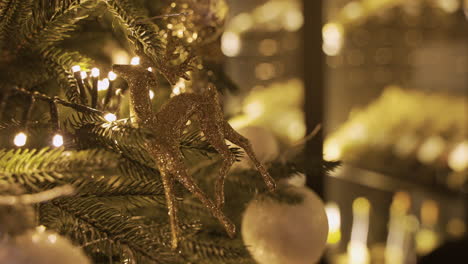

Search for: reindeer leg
xmin=152 ymin=151 xmax=180 ymax=249
xmin=199 ymin=114 xmax=236 ymax=209
xmin=223 ymin=123 xmax=276 ymax=192
xmin=165 ymin=145 xmax=236 ymax=238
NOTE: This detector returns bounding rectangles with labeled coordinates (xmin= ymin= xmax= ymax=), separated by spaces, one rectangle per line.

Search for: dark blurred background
xmin=222 ymin=0 xmax=468 ymax=263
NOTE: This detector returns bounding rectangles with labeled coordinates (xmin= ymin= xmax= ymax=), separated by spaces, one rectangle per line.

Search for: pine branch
xmin=119 ymin=157 xmax=161 ymax=181
xmin=69 ymin=114 xmax=157 ymax=168
xmin=40 ymin=46 xmax=93 ymax=103
xmin=0 ymin=148 xmax=118 ymax=190
xmin=180 ymin=237 xmax=250 ymax=263
xmin=104 ymin=0 xmax=163 ymax=60
xmin=14 ymin=87 xmax=104 ymax=115
xmin=42 ymin=197 xmax=179 ymax=263
xmin=104 ymin=0 xmax=195 ymax=84
xmin=73 ymin=176 xmax=167 ymax=209
xmin=0 ymin=0 xmax=31 ymax=48
xmin=21 ymin=0 xmax=94 ymax=49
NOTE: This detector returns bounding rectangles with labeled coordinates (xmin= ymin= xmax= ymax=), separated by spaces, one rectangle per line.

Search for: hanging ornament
xmin=234 ymin=126 xmax=279 ymax=169
xmin=242 ymin=185 xmax=329 ymax=264
xmin=0 ymin=185 xmax=35 ymax=237
xmin=163 ymin=0 xmax=229 ymax=44
xmin=0 ymin=226 xmax=91 ymax=264
xmin=112 ymin=62 xmax=276 ymax=249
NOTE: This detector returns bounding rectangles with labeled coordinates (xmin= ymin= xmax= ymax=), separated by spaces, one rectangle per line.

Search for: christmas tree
xmin=0 ymin=1 xmax=332 ymax=263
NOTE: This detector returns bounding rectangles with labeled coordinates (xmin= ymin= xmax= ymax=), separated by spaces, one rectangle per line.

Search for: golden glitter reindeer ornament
xmin=112 ymin=61 xmax=276 ymax=249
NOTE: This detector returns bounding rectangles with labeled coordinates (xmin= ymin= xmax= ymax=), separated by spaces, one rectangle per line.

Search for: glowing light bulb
xmin=80 ymin=71 xmax=87 ymax=79
xmin=91 ymin=68 xmax=100 ymax=77
xmin=108 ymin=71 xmax=117 ymax=81
xmin=147 ymin=67 xmax=153 ymax=72
xmin=48 ymin=234 xmax=57 ymax=244
xmin=52 ymin=134 xmax=64 ymax=147
xmin=149 ymin=90 xmax=155 ymax=99
xmin=71 ymin=65 xmax=81 ymax=73
xmin=172 ymin=78 xmax=186 ymax=95
xmin=98 ymin=78 xmax=110 ymax=91
xmin=130 ymin=56 xmax=140 ymax=65
xmin=104 ymin=113 xmax=117 ymax=122
xmin=221 ymin=32 xmax=241 ymax=57
xmin=14 ymin=132 xmax=27 ymax=147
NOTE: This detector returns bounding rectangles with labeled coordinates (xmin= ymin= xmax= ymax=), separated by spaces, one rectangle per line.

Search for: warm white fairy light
xmin=172 ymin=78 xmax=186 ymax=95
xmin=52 ymin=134 xmax=64 ymax=148
xmin=147 ymin=67 xmax=153 ymax=72
xmin=108 ymin=71 xmax=117 ymax=81
xmin=130 ymin=56 xmax=140 ymax=65
xmin=71 ymin=65 xmax=81 ymax=73
xmin=91 ymin=67 xmax=100 ymax=77
xmin=48 ymin=234 xmax=57 ymax=244
xmin=36 ymin=225 xmax=46 ymax=233
xmin=14 ymin=132 xmax=27 ymax=147
xmin=98 ymin=78 xmax=110 ymax=91
xmin=149 ymin=90 xmax=155 ymax=100
xmin=80 ymin=71 xmax=87 ymax=79
xmin=104 ymin=113 xmax=117 ymax=122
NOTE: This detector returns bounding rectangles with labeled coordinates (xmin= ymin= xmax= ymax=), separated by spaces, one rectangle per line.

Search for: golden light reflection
xmin=436 ymin=0 xmax=460 ymax=13
xmin=324 ymin=138 xmax=342 ymax=161
xmin=416 ymin=200 xmax=440 ymax=255
xmin=322 ymin=23 xmax=344 ymax=56
xmin=255 ymin=63 xmax=276 ymax=80
xmin=258 ymin=39 xmax=278 ymax=56
xmin=421 ymin=200 xmax=439 ymax=227
xmin=447 ymin=218 xmax=466 ymax=238
xmin=385 ymin=192 xmax=412 ymax=264
xmin=243 ymin=101 xmax=264 ymax=119
xmin=417 ymin=136 xmax=446 ymax=164
xmin=325 ymin=202 xmax=342 ymax=245
xmin=448 ymin=141 xmax=468 ymax=172
xmin=343 ymin=1 xmax=364 ymax=20
xmin=282 ymin=8 xmax=303 ymax=31
xmin=221 ymin=31 xmax=241 ymax=57
xmin=348 ymin=197 xmax=371 ymax=264
xmin=415 ymin=229 xmax=439 ymax=255
xmin=112 ymin=50 xmax=130 ymax=65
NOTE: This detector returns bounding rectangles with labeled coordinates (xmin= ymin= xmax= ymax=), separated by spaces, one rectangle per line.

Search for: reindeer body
xmin=113 ymin=64 xmax=275 ymax=249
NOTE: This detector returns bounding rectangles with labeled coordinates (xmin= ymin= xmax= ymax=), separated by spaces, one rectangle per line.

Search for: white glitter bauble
xmin=242 ymin=186 xmax=329 ymax=264
xmin=234 ymin=126 xmax=279 ymax=169
xmin=0 ymin=227 xmax=91 ymax=264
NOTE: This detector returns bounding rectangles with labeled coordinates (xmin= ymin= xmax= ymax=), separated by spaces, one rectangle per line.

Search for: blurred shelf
xmin=329 ymin=164 xmax=468 ymax=200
